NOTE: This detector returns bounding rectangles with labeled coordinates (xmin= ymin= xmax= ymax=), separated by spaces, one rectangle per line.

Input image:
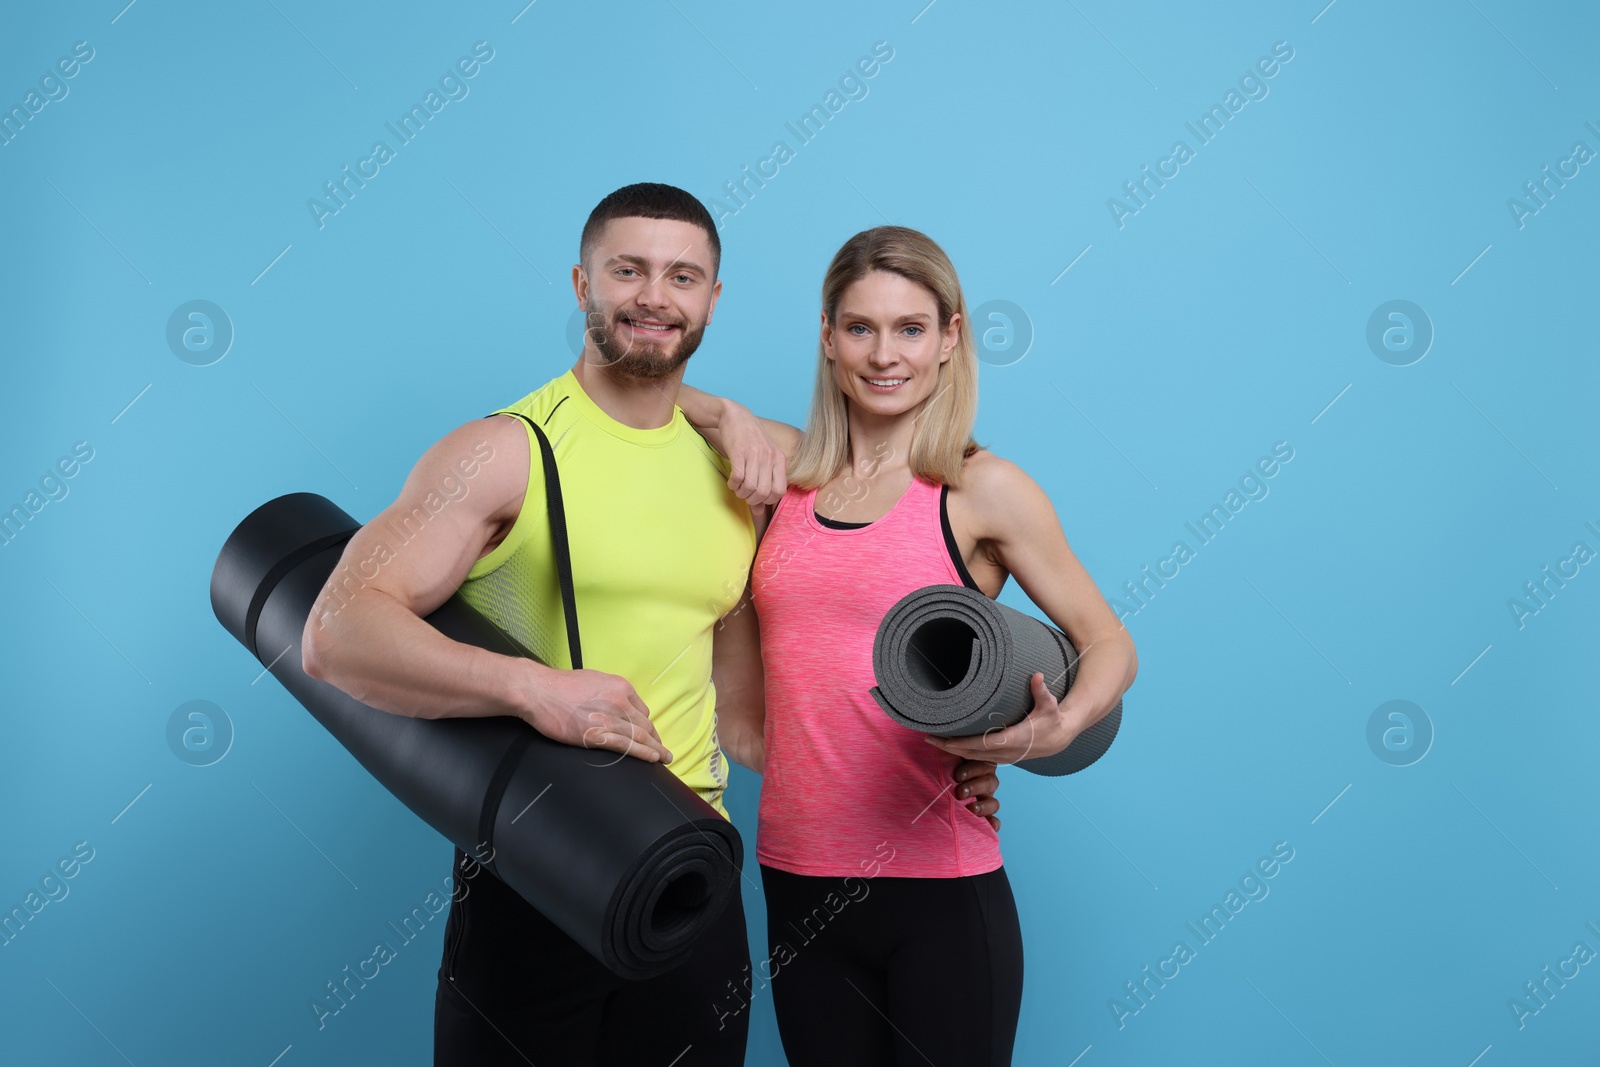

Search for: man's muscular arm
xmin=300 ymin=414 xmax=672 ymax=763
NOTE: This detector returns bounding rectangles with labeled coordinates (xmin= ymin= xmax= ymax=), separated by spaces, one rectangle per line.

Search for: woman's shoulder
xmin=957 ymin=447 xmax=1036 ymax=499
xmin=761 ymin=418 xmax=805 ymax=460
xmin=949 ymin=448 xmax=1055 ymax=533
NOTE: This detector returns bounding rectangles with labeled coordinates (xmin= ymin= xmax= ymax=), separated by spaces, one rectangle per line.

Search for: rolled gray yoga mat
xmin=210 ymin=492 xmax=742 ymax=980
xmin=870 ymin=584 xmax=1122 ymax=776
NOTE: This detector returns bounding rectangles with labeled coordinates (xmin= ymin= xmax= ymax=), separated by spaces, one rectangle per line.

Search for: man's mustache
xmin=583 ymin=310 xmax=689 ymax=351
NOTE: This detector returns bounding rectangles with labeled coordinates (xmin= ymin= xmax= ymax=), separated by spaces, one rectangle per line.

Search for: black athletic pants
xmin=760 ymin=863 xmax=1024 ymax=1066
xmin=434 ymin=847 xmax=751 ymax=1066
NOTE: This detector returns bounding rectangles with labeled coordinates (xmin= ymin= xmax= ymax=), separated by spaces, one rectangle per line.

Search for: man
xmin=300 ymin=183 xmax=1000 ymax=1065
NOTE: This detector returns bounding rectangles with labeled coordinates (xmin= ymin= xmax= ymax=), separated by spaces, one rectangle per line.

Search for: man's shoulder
xmin=682 ymin=418 xmax=734 ymax=480
xmin=492 ymin=370 xmax=578 ymax=427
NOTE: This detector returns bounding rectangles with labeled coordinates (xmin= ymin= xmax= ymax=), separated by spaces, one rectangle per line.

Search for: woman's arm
xmin=709 ymin=572 xmax=765 ymax=774
xmin=677 ymin=384 xmax=802 ymax=507
xmin=929 ymin=454 xmax=1138 ymax=766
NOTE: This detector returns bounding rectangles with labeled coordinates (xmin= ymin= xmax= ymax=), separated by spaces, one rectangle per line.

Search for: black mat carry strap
xmin=244 ymin=528 xmax=356 ymax=661
xmin=496 ymin=410 xmax=583 ymax=671
xmin=475 ymin=409 xmax=585 ymax=875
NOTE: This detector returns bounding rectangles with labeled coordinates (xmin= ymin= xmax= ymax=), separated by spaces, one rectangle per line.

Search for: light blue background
xmin=3 ymin=1 xmax=1597 ymax=1064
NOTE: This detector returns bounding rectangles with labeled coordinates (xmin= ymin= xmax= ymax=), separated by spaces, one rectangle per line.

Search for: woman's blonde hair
xmin=787 ymin=225 xmax=981 ymax=490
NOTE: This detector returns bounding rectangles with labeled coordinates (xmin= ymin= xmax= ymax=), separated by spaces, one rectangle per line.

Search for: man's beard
xmin=581 ymin=301 xmax=707 ymax=380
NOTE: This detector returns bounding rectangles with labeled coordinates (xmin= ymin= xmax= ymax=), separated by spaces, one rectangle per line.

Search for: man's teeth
xmin=867 ymin=377 xmax=906 ymax=386
xmin=629 ymin=320 xmax=673 ymax=331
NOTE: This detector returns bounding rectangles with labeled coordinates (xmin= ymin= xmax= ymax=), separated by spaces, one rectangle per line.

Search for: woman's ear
xmin=940 ymin=311 xmax=961 ymax=364
xmin=820 ymin=309 xmax=836 ymax=361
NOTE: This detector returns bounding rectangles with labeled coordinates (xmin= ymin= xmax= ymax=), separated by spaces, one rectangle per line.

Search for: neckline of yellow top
xmin=557 ymin=368 xmax=685 ymax=448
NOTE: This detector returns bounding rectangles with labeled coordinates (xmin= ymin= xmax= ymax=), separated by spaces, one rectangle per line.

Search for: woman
xmin=682 ymin=226 xmax=1137 ymax=1065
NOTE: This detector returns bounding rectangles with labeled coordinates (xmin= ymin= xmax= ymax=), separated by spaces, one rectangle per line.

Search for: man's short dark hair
xmin=579 ymin=182 xmax=720 ymax=276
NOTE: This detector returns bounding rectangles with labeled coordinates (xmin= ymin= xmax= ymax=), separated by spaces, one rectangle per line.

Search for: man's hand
xmin=516 ymin=664 xmax=672 ymax=764
xmin=721 ymin=400 xmax=788 ymax=507
xmin=928 ymin=673 xmax=1090 ymax=772
xmin=954 ymin=758 xmax=1002 ymax=832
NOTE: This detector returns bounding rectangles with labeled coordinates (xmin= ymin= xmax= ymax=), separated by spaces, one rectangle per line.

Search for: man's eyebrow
xmin=603 ymin=253 xmax=709 ymax=277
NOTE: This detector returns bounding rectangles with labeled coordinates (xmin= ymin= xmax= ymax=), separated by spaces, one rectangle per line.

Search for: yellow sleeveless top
xmin=459 ymin=369 xmax=754 ymax=819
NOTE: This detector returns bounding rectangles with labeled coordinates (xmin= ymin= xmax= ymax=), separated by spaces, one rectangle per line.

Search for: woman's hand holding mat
xmin=926 ymin=672 xmax=1095 ymax=768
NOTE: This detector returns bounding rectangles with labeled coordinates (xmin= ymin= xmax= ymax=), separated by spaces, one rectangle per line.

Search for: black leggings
xmin=434 ymin=847 xmax=751 ymax=1066
xmin=760 ymin=863 xmax=1024 ymax=1067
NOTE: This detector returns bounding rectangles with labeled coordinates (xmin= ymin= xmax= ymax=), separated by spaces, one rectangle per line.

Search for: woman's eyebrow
xmin=836 ymin=308 xmax=934 ymax=324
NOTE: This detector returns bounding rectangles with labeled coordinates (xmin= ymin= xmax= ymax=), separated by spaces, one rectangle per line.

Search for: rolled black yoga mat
xmin=210 ymin=491 xmax=742 ymax=980
xmin=870 ymin=584 xmax=1122 ymax=776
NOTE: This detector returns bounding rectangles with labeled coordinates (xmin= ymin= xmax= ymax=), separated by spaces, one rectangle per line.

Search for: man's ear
xmin=705 ymin=277 xmax=723 ymax=327
xmin=571 ymin=263 xmax=588 ymax=308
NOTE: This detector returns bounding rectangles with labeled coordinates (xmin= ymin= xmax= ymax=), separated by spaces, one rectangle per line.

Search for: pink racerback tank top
xmin=751 ymin=473 xmax=1003 ymax=878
